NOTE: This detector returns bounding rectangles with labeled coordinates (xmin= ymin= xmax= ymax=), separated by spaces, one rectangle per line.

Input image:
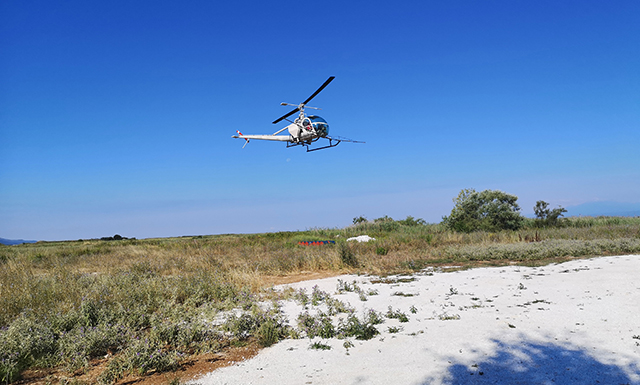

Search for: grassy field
xmin=1 ymin=216 xmax=640 ymax=384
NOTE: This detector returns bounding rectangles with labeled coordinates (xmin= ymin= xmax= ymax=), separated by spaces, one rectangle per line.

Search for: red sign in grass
xmin=298 ymin=240 xmax=336 ymax=246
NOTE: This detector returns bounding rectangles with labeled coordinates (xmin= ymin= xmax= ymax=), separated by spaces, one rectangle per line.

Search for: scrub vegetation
xmin=1 ymin=214 xmax=640 ymax=383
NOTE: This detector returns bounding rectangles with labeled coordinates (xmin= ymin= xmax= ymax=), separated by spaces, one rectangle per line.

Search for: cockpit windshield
xmin=308 ymin=115 xmax=329 ymax=137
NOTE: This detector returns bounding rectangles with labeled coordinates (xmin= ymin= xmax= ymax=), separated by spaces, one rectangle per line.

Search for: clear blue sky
xmin=1 ymin=1 xmax=639 ymax=241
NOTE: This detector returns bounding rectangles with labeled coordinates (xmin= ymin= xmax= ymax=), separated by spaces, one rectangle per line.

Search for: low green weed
xmin=311 ymin=285 xmax=330 ymax=305
xmin=337 ymin=314 xmax=379 ymax=340
xmin=309 ymin=341 xmax=332 ymax=350
xmin=324 ymin=297 xmax=354 ymax=316
xmin=385 ymin=307 xmax=409 ymax=323
xmin=364 ymin=309 xmax=385 ymax=325
xmin=257 ymin=319 xmax=285 ymax=347
xmin=438 ymin=312 xmax=461 ymax=321
xmin=0 ymin=314 xmax=57 ymax=383
xmin=297 ymin=311 xmax=335 ymax=339
xmin=336 ymin=279 xmax=361 ymax=294
xmin=335 ymin=279 xmax=368 ymax=301
xmin=97 ymin=338 xmax=178 ymax=384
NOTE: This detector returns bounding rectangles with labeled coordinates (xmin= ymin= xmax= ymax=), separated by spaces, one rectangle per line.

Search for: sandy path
xmin=191 ymin=255 xmax=640 ymax=385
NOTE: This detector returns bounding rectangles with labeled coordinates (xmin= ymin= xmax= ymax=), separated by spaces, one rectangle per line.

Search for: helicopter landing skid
xmin=287 ymin=138 xmax=341 ymax=152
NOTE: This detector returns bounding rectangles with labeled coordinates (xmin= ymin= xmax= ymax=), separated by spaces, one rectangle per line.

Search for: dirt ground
xmin=18 ymin=342 xmax=262 ymax=385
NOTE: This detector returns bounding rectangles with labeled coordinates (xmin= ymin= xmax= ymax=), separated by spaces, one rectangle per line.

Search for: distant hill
xmin=566 ymin=201 xmax=640 ymax=217
xmin=0 ymin=238 xmax=38 ymax=246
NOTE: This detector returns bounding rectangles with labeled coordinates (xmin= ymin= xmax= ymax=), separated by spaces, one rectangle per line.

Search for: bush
xmin=310 ymin=341 xmax=332 ymax=350
xmin=223 ymin=306 xmax=288 ymax=347
xmin=338 ymin=314 xmax=379 ymax=340
xmin=297 ymin=311 xmax=335 ymax=339
xmin=396 ymin=216 xmax=426 ymax=227
xmin=257 ymin=319 xmax=284 ymax=347
xmin=385 ymin=307 xmax=409 ymax=322
xmin=97 ymin=338 xmax=178 ymax=384
xmin=442 ymin=188 xmax=524 ymax=232
xmin=58 ymin=323 xmax=130 ymax=372
xmin=0 ymin=315 xmax=57 ymax=383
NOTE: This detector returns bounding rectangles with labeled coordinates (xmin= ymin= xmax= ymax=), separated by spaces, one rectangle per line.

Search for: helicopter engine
xmin=287 ymin=122 xmax=302 ymax=139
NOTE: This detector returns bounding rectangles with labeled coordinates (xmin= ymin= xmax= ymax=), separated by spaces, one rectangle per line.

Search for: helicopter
xmin=232 ymin=76 xmax=363 ymax=152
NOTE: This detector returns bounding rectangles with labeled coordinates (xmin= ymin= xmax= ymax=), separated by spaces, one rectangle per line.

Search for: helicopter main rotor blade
xmin=301 ymin=76 xmax=335 ymax=106
xmin=272 ymin=76 xmax=335 ymax=124
xmin=272 ymin=108 xmax=298 ymax=124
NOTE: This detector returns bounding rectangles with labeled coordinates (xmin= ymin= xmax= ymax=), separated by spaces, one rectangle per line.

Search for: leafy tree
xmin=533 ymin=200 xmax=567 ymax=227
xmin=442 ymin=188 xmax=524 ymax=232
xmin=352 ymin=216 xmax=368 ymax=225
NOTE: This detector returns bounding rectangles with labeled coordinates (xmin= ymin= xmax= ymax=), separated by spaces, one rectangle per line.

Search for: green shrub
xmin=378 ymin=221 xmax=400 ymax=232
xmin=309 ymin=341 xmax=332 ymax=350
xmin=257 ymin=318 xmax=286 ymax=347
xmin=223 ymin=306 xmax=288 ymax=348
xmin=324 ymin=297 xmax=354 ymax=315
xmin=442 ymin=188 xmax=524 ymax=232
xmin=336 ymin=279 xmax=362 ymax=294
xmin=297 ymin=311 xmax=335 ymax=339
xmin=385 ymin=307 xmax=409 ymax=323
xmin=311 ymin=286 xmax=330 ymax=305
xmin=396 ymin=216 xmax=427 ymax=226
xmin=148 ymin=318 xmax=215 ymax=351
xmin=364 ymin=309 xmax=385 ymax=325
xmin=337 ymin=314 xmax=379 ymax=340
xmin=223 ymin=313 xmax=261 ymax=340
xmin=97 ymin=338 xmax=178 ymax=384
xmin=0 ymin=315 xmax=57 ymax=383
xmin=58 ymin=323 xmax=130 ymax=372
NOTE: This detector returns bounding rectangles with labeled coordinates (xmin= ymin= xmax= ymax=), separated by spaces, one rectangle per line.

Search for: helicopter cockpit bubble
xmin=308 ymin=115 xmax=329 ymax=137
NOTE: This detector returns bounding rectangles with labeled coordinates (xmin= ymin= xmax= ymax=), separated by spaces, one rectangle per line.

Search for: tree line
xmin=442 ymin=188 xmax=567 ymax=232
xmin=354 ymin=188 xmax=568 ymax=233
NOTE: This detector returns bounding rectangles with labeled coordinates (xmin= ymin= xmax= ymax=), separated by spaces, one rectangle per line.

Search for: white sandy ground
xmin=191 ymin=255 xmax=640 ymax=385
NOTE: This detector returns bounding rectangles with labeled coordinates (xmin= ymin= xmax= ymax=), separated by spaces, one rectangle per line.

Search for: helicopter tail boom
xmin=232 ymin=132 xmax=292 ymax=142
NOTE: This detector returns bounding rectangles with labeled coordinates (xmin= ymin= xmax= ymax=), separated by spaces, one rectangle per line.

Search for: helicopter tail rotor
xmin=236 ymin=130 xmax=250 ymax=148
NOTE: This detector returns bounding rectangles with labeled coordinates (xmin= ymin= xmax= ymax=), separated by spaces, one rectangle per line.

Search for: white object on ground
xmin=191 ymin=255 xmax=640 ymax=385
xmin=346 ymin=235 xmax=376 ymax=242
